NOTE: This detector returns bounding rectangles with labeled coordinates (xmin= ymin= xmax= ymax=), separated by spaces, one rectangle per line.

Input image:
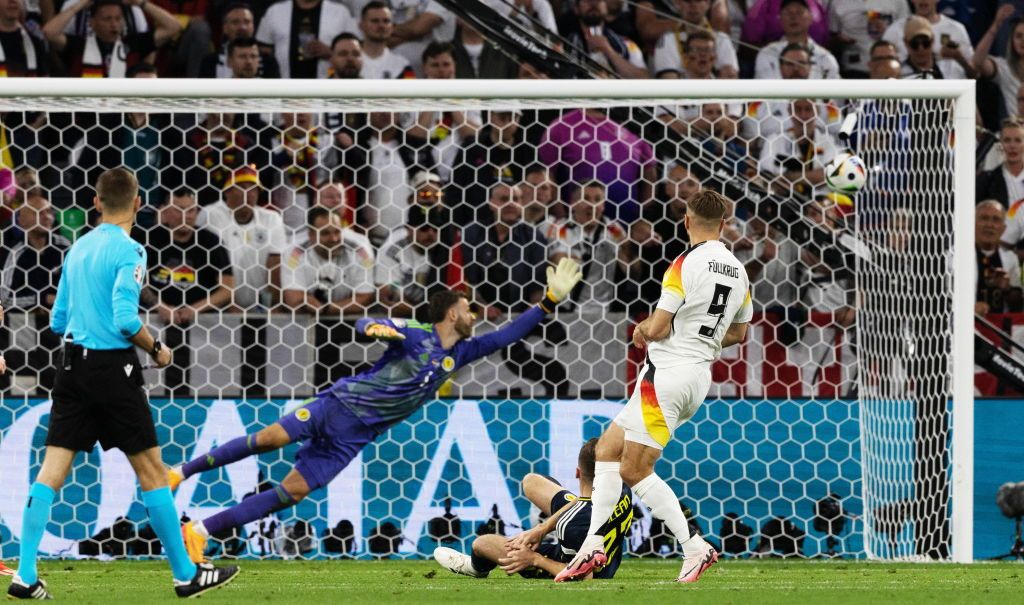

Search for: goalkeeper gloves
xmin=542 ymin=258 xmax=584 ymax=311
xmin=365 ymin=323 xmax=405 ymax=341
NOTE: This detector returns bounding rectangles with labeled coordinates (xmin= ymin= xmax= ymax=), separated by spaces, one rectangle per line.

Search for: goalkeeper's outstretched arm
xmin=457 ymin=258 xmax=583 ymax=362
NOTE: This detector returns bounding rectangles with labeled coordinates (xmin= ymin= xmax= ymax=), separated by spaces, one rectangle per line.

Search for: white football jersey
xmin=648 ymin=240 xmax=753 ymax=367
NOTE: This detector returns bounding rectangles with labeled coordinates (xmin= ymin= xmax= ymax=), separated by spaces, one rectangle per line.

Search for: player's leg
xmin=128 ymin=447 xmax=201 ymax=583
xmin=10 ymin=446 xmax=74 ymax=596
xmin=521 ymin=473 xmax=571 ymax=515
xmin=170 ymin=422 xmax=293 ymax=489
xmin=433 ymin=532 xmax=501 ymax=579
xmin=184 ymin=394 xmax=376 ymax=562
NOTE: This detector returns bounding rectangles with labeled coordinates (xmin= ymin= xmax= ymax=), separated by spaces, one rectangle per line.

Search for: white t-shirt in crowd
xmin=882 ymin=14 xmax=973 ymax=80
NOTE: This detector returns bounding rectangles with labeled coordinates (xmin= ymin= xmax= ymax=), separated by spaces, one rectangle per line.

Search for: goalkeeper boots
xmin=7 ymin=576 xmax=52 ymax=600
xmin=181 ymin=522 xmax=208 ymax=564
xmin=173 ymin=562 xmax=239 ymax=598
xmin=433 ymin=547 xmax=487 ymax=578
xmin=676 ymin=540 xmax=719 ymax=583
xmin=167 ymin=466 xmax=184 ymax=492
xmin=553 ymin=535 xmax=606 ymax=582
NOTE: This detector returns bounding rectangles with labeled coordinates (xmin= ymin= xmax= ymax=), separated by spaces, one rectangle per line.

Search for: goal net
xmin=0 ymin=80 xmax=974 ymax=562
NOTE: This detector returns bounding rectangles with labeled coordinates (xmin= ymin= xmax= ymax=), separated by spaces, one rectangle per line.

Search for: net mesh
xmin=0 ymin=93 xmax=956 ymax=561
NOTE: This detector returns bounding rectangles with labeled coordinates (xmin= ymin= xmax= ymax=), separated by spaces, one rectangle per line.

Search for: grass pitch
xmin=23 ymin=558 xmax=1023 ymax=604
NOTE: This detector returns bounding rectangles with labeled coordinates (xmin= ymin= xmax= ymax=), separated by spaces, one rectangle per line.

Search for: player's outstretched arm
xmin=721 ymin=321 xmax=749 ymax=348
xmin=459 ymin=259 xmax=583 ymax=361
xmin=355 ymin=317 xmax=406 ymax=341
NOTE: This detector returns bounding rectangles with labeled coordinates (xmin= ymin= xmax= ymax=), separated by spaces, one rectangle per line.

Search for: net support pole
xmin=951 ymin=83 xmax=976 ymax=563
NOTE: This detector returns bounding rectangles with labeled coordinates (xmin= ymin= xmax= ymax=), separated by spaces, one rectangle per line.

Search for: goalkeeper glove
xmin=543 ymin=258 xmax=584 ymax=309
xmin=365 ymin=323 xmax=405 ymax=341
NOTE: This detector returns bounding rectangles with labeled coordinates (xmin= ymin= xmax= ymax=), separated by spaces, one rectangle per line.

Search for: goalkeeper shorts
xmin=614 ymin=359 xmax=711 ymax=450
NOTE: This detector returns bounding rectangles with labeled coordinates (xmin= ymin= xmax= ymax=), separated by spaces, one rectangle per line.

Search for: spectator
xmin=387 ymin=0 xmax=453 ymax=76
xmin=358 ymin=0 xmax=413 ymax=79
xmin=55 ymin=0 xmax=149 ymax=38
xmin=227 ymin=37 xmax=263 ymax=78
xmin=898 ymin=15 xmax=945 ymax=79
xmin=43 ymin=0 xmax=181 ymax=77
xmin=463 ymin=182 xmax=566 ymax=398
xmin=544 ymin=181 xmax=627 ymax=309
xmin=199 ymin=2 xmax=280 ymax=79
xmin=141 ymin=190 xmax=234 ymax=393
xmin=556 ymin=0 xmax=649 ymax=79
xmin=0 ymin=192 xmax=67 ymax=392
xmin=613 ymin=217 xmax=664 ymax=314
xmin=328 ymin=32 xmax=362 ymax=79
xmin=178 ymin=112 xmax=271 ymax=205
xmin=742 ymin=0 xmax=829 ymax=49
xmin=0 ymin=0 xmax=48 ymax=76
xmin=453 ymin=21 xmax=517 ymax=79
xmin=867 ymin=39 xmax=902 ymax=79
xmin=521 ymin=164 xmax=563 ymax=225
xmin=744 ymin=43 xmax=814 ymax=143
xmin=197 ymin=165 xmax=287 ymax=310
xmin=882 ymin=0 xmax=975 ymax=79
xmin=651 ymin=0 xmax=738 ymax=79
xmin=643 ymin=163 xmax=695 ymax=263
xmin=538 ymin=107 xmax=655 ymax=223
xmin=289 ymin=182 xmax=353 ymax=246
xmin=977 ymin=117 xmax=1024 ymax=209
xmin=0 ymin=192 xmax=68 ymax=314
xmin=732 ymin=215 xmax=801 ymax=341
xmin=759 ymin=99 xmax=839 ymax=197
xmin=150 ymin=0 xmax=212 ymax=78
xmin=801 ymin=195 xmax=854 ymax=325
xmin=405 ymin=42 xmax=481 ymax=179
xmin=282 ymin=206 xmax=374 ymax=315
xmin=256 ymin=0 xmax=356 ymax=79
xmin=450 ymin=109 xmax=531 ymax=225
xmin=464 ymin=182 xmax=547 ymax=317
xmin=976 ymin=199 xmax=1023 ymax=314
xmin=271 ymin=112 xmax=326 ymax=233
xmin=364 ymin=113 xmax=413 ymax=245
xmin=754 ymin=0 xmax=839 ymax=79
xmin=975 ymin=4 xmax=1023 ymax=119
xmin=828 ymin=0 xmax=908 ymax=78
xmin=376 ymin=204 xmax=448 ymax=317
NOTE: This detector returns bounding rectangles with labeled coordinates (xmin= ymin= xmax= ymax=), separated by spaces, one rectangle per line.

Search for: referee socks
xmin=142 ymin=487 xmax=198 ymax=583
xmin=18 ymin=482 xmax=56 ymax=585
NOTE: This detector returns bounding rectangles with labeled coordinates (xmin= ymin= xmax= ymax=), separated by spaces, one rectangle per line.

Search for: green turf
xmin=17 ymin=559 xmax=1023 ymax=604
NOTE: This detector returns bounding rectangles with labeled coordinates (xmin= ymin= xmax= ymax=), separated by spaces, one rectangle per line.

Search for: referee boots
xmin=7 ymin=576 xmax=52 ymax=600
xmin=173 ymin=562 xmax=240 ymax=599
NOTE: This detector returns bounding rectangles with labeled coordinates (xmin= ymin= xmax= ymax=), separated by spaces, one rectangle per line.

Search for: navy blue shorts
xmin=278 ymin=392 xmax=378 ymax=491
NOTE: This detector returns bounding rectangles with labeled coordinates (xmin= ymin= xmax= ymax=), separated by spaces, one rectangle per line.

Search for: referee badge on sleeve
xmin=133 ymin=264 xmax=145 ymax=286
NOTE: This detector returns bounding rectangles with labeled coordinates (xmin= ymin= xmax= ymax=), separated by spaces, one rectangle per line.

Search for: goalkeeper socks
xmin=202 ymin=484 xmax=298 ymax=536
xmin=182 ymin=434 xmax=259 ymax=479
xmin=470 ymin=551 xmax=496 ymax=574
xmin=142 ymin=487 xmax=198 ymax=583
xmin=585 ymin=461 xmax=622 ymax=537
xmin=18 ymin=482 xmax=55 ymax=585
xmin=632 ymin=473 xmax=705 ymax=557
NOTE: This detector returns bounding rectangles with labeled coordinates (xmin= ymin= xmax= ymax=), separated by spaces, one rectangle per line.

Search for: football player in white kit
xmin=555 ymin=189 xmax=752 ymax=584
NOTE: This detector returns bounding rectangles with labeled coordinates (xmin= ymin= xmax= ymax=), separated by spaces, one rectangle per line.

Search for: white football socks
xmin=585 ymin=461 xmax=622 ymax=538
xmin=632 ymin=473 xmax=706 ymax=557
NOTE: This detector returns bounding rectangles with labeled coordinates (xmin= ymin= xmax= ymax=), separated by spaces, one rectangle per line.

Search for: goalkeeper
xmin=170 ymin=259 xmax=583 ymax=561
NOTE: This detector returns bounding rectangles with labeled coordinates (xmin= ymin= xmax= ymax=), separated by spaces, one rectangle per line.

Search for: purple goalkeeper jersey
xmin=330 ymin=307 xmax=548 ymax=428
xmin=537 ymin=109 xmax=654 ymax=222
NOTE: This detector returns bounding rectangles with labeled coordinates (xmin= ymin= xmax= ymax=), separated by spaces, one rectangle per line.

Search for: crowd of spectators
xmin=1 ymin=0 xmax=1023 ymax=395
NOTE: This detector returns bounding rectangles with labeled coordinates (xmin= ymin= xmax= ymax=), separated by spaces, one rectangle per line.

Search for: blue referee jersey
xmin=50 ymin=223 xmax=147 ymax=350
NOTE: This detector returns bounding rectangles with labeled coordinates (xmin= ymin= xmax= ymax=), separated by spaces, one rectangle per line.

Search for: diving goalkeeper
xmin=170 ymin=259 xmax=583 ymax=561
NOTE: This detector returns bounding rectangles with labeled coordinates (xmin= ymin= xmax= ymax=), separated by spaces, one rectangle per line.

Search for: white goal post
xmin=0 ymin=78 xmax=975 ymax=562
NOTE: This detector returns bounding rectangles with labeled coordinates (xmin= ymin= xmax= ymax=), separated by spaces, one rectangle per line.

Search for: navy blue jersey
xmin=551 ymin=487 xmax=633 ymax=579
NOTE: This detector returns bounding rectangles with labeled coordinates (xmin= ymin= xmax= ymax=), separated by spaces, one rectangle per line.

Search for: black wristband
xmin=538 ymin=289 xmax=561 ymax=314
xmin=150 ymin=340 xmax=163 ymax=357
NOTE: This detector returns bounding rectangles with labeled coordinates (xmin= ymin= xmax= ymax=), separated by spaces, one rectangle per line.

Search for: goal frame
xmin=0 ymin=78 xmax=976 ymax=562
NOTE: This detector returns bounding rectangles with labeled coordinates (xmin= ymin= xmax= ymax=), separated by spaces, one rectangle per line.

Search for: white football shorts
xmin=614 ymin=360 xmax=712 ymax=450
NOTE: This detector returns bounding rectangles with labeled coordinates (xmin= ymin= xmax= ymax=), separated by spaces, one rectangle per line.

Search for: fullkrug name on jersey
xmin=707 ymin=260 xmax=739 ymax=278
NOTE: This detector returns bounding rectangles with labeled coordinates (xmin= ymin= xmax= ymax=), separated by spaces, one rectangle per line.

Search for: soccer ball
xmin=824 ymin=153 xmax=867 ymax=194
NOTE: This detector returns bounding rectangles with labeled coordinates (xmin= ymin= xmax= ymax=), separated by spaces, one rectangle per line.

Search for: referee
xmin=8 ymin=169 xmax=239 ymax=600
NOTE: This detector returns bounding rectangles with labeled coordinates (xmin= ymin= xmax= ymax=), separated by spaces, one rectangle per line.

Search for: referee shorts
xmin=47 ymin=345 xmax=158 ymax=455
